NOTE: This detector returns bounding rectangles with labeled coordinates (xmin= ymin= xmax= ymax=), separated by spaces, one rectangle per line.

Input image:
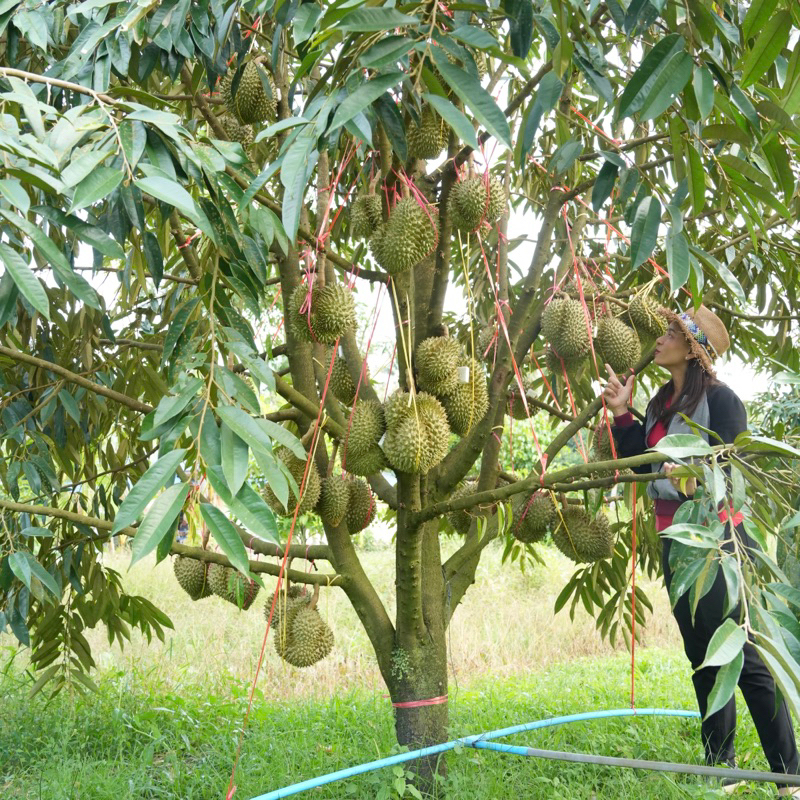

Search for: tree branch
xmin=171 ymin=543 xmax=342 ymax=586
xmin=0 ymin=344 xmax=153 ymax=414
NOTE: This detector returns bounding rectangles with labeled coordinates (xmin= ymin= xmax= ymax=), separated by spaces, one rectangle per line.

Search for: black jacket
xmin=612 ymin=384 xmax=748 ymax=477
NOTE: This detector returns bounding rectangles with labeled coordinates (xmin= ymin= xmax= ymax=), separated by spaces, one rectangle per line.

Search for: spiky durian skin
xmin=511 ymin=492 xmax=556 ymax=544
xmin=262 ymin=446 xmax=321 ymax=516
xmin=311 ymin=284 xmax=356 ymax=344
xmin=329 ymin=354 xmax=358 ymax=404
xmin=383 ymin=392 xmax=450 ymax=473
xmin=416 ymin=336 xmax=464 ymax=396
xmin=552 ymin=507 xmax=615 ymax=563
xmin=208 ymin=564 xmax=260 ymax=609
xmin=272 ymin=592 xmax=311 ymax=659
xmin=231 ymin=61 xmax=277 ymax=124
xmin=508 ymin=377 xmax=537 ymax=421
xmin=287 ymin=285 xmax=355 ymax=345
xmin=594 ymin=317 xmax=641 ymax=375
xmin=384 ymin=390 xmax=413 ymax=430
xmin=447 ymin=481 xmax=477 ymax=535
xmin=287 ymin=284 xmax=315 ymax=343
xmin=541 ymin=298 xmax=591 ymax=359
xmin=545 ymin=346 xmax=587 ymax=377
xmin=220 ymin=115 xmax=254 ymax=150
xmin=265 ymin=585 xmax=307 ymax=630
xmin=173 ymin=556 xmax=213 ymax=600
xmin=342 ymin=443 xmax=387 ymax=477
xmin=351 ymin=194 xmax=383 ymax=239
xmin=278 ymin=606 xmax=334 ymax=668
xmin=628 ymin=295 xmax=667 ymax=338
xmin=441 ymin=361 xmax=488 ymax=436
xmin=407 ymin=105 xmax=447 ymax=159
xmin=317 ymin=474 xmax=350 ymax=527
xmin=219 ymin=63 xmax=277 ymax=124
xmin=449 ymin=175 xmax=507 ymax=232
xmin=370 ymin=197 xmax=439 ymax=275
xmin=592 ymin=420 xmax=615 ymax=462
xmin=344 ymin=478 xmax=375 ymax=533
xmin=344 ymin=400 xmax=385 ymax=459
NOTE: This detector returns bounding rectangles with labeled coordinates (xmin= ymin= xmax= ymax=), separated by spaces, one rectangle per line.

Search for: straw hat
xmin=658 ymin=304 xmax=730 ymax=374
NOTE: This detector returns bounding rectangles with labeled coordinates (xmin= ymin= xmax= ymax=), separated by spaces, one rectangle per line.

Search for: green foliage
xmin=0 ymin=0 xmax=799 ymax=730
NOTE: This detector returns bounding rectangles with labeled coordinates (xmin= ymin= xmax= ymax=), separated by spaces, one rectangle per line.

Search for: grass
xmin=2 ymin=540 xmax=798 ymax=799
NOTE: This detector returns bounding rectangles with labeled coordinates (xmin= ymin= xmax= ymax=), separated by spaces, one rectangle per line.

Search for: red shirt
xmin=614 ymin=396 xmax=743 ymax=532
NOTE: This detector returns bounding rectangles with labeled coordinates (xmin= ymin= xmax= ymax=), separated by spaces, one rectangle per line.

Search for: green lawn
xmin=2 ymin=647 xmax=791 ymax=799
xmin=1 ymin=543 xmax=797 ymax=799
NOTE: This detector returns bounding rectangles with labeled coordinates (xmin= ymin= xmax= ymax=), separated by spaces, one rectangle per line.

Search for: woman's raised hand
xmin=602 ymin=363 xmax=635 ymax=416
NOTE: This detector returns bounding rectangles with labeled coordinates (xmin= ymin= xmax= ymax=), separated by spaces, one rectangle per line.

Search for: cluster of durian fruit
xmin=540 ymin=292 xmax=666 ymax=378
xmin=447 ymin=485 xmax=615 ymax=563
xmin=217 ymin=57 xmax=278 ymax=153
xmin=268 ymin=585 xmax=334 ymax=668
xmin=350 ymin=168 xmax=507 ymax=274
xmin=173 ymin=556 xmax=260 ymax=608
xmin=321 ymin=333 xmax=490 ymax=479
xmin=261 ymin=445 xmax=377 ymax=534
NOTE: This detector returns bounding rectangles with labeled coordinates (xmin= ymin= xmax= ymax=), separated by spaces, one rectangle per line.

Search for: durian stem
xmin=310 ymin=583 xmax=320 ymax=611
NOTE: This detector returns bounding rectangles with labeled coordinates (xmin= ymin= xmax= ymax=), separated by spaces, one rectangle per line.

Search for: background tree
xmin=2 ymin=0 xmax=800 ymax=793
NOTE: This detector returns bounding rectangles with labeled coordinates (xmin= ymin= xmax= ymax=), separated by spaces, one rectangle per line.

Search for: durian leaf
xmin=135 ymin=176 xmax=217 ymax=245
xmin=111 ymin=449 xmax=187 ymax=534
xmin=650 ymin=433 xmax=713 ymax=458
xmin=738 ymin=10 xmax=791 ymax=89
xmin=207 ymin=467 xmax=280 ymax=545
xmin=253 ymin=449 xmax=290 ymax=511
xmin=617 ymin=34 xmax=684 ymax=118
xmin=217 ymin=405 xmax=274 ymax=455
xmin=329 ymin=71 xmax=405 ymax=132
xmin=637 ymin=50 xmax=692 ymax=121
xmin=220 ymin=422 xmax=249 ymax=497
xmin=421 ymin=93 xmax=478 ymax=151
xmin=666 ymin=227 xmax=689 ymax=293
xmin=336 ymin=8 xmax=418 ymax=32
xmin=629 ymin=195 xmax=661 ymax=267
xmin=432 ymin=53 xmax=512 ymax=149
xmin=704 ymin=649 xmax=743 ymax=719
xmin=152 ymin=377 xmax=204 ymax=429
xmin=0 ymin=243 xmax=50 ymax=320
xmin=129 ymin=482 xmax=189 ymax=567
xmin=68 ymin=166 xmax=124 ymax=213
xmin=591 ymin=161 xmax=618 ymax=211
xmin=199 ymin=503 xmax=251 ymax=576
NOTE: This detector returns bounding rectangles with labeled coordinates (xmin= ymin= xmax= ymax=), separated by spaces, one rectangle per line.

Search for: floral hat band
xmin=678 ymin=312 xmax=720 ymax=359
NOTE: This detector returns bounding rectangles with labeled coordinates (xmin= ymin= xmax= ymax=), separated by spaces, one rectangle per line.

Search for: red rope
xmin=390 ymin=694 xmax=448 ymax=708
xmin=226 ymin=343 xmax=339 ymax=799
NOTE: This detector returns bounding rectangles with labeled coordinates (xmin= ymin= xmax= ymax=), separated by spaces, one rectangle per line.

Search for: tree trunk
xmin=388 ymin=637 xmax=450 ymax=797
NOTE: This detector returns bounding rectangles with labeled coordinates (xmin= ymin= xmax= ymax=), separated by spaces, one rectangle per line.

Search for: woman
xmin=603 ymin=303 xmax=799 ymax=796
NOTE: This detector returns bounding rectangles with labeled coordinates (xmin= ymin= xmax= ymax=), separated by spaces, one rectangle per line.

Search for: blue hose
xmin=250 ymin=707 xmax=700 ymax=800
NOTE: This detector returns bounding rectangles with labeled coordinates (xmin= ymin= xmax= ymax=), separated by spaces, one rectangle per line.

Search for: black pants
xmin=663 ymin=525 xmax=799 ymax=786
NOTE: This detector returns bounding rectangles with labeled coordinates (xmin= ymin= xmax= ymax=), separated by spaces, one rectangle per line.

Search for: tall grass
xmin=2 ymin=540 xmax=796 ymax=799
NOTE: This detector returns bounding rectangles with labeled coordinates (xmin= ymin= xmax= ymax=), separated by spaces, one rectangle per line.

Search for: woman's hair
xmin=650 ymin=357 xmax=724 ymax=422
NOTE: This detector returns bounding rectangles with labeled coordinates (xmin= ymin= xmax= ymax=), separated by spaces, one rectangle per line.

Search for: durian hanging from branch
xmin=369 ymin=183 xmax=439 ymax=275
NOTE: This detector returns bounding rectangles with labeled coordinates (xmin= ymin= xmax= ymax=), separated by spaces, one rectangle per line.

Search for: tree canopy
xmin=1 ymin=0 xmax=800 ymax=789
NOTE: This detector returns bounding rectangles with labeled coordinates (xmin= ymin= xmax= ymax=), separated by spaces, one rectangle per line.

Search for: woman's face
xmin=654 ymin=321 xmax=693 ymax=367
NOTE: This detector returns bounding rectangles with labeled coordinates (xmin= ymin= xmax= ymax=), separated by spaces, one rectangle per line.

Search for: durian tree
xmin=2 ymin=0 xmax=800 ymax=792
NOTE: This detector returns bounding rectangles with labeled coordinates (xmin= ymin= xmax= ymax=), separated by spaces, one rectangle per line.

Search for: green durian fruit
xmin=511 ymin=491 xmax=556 ymax=544
xmin=594 ymin=317 xmax=642 ymax=375
xmin=370 ymin=197 xmax=439 ymax=275
xmin=173 ymin=556 xmax=213 ymax=600
xmin=344 ymin=478 xmax=375 ymax=533
xmin=552 ymin=507 xmax=615 ymax=563
xmin=541 ymin=298 xmax=591 ymax=359
xmin=208 ymin=563 xmax=260 ymax=609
